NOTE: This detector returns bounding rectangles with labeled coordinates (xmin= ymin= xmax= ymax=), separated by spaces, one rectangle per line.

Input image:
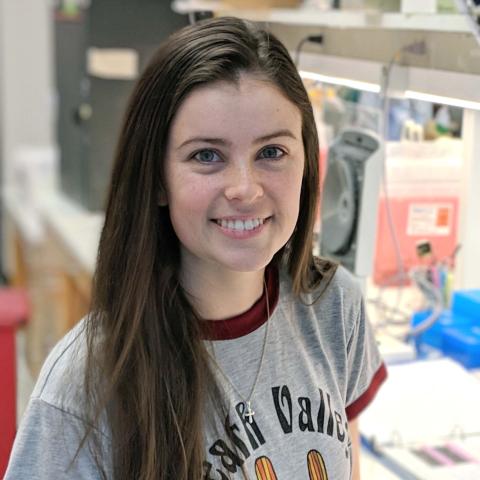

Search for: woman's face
xmin=163 ymin=74 xmax=305 ymax=278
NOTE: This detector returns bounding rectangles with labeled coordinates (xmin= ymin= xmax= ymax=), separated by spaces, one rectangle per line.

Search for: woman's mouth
xmin=214 ymin=217 xmax=268 ymax=232
xmin=211 ymin=216 xmax=272 ymax=237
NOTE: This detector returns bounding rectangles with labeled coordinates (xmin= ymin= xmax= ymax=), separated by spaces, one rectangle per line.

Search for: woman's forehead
xmin=168 ymin=75 xmax=303 ymax=146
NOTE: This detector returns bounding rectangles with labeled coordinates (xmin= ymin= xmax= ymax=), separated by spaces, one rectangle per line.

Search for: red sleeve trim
xmin=346 ymin=363 xmax=387 ymax=421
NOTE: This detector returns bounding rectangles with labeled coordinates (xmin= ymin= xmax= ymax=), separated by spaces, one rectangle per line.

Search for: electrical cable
xmin=404 ymin=243 xmax=461 ymax=339
xmin=406 ymin=268 xmax=444 ymax=339
xmin=379 ymin=53 xmax=407 ymax=285
xmin=294 ymin=34 xmax=324 ymax=67
xmin=371 ymin=42 xmax=428 ymax=332
xmin=371 ymin=52 xmax=409 ymax=330
xmin=377 ymin=41 xmax=426 ymax=287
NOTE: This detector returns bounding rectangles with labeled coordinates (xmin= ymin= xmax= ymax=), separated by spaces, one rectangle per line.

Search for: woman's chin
xmin=217 ymin=253 xmax=275 ymax=274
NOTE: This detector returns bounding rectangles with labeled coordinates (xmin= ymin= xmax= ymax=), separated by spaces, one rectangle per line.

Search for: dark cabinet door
xmin=56 ymin=0 xmax=188 ymax=211
xmin=55 ymin=9 xmax=90 ymax=207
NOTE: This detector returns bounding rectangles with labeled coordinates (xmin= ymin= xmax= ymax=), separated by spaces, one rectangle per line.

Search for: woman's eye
xmin=193 ymin=149 xmax=221 ymax=163
xmin=259 ymin=146 xmax=285 ymax=160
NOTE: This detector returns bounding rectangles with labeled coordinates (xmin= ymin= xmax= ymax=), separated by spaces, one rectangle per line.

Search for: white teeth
xmin=234 ymin=220 xmax=244 ymax=231
xmin=216 ymin=218 xmax=266 ymax=231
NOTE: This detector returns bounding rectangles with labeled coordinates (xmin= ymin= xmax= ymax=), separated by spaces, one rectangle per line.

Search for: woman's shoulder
xmin=278 ymin=258 xmax=363 ymax=312
xmin=316 ymin=261 xmax=364 ymax=313
xmin=31 ymin=318 xmax=90 ymax=414
xmin=323 ymin=262 xmax=363 ymax=301
xmin=6 ymin=319 xmax=112 ymax=479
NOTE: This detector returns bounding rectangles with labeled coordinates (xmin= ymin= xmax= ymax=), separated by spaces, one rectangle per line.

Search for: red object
xmin=372 ymin=141 xmax=462 ymax=286
xmin=0 ymin=288 xmax=29 ymax=478
xmin=373 ymin=196 xmax=459 ymax=286
xmin=345 ymin=362 xmax=388 ymax=420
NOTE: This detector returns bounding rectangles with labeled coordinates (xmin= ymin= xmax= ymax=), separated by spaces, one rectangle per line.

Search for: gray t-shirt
xmin=5 ymin=266 xmax=386 ymax=479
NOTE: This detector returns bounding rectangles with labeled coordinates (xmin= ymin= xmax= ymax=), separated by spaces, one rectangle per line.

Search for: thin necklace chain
xmin=207 ymin=278 xmax=271 ymax=423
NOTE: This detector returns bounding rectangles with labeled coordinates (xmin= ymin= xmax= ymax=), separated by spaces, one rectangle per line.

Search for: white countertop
xmin=3 ymin=188 xmax=103 ymax=274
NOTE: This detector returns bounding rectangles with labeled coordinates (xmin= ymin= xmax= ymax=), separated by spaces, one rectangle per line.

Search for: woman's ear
xmin=158 ymin=188 xmax=168 ymax=206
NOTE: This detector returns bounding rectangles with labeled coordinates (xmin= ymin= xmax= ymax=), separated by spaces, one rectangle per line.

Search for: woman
xmin=6 ymin=16 xmax=386 ymax=480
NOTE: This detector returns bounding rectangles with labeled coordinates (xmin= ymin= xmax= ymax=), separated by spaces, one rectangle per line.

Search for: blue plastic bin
xmin=451 ymin=290 xmax=480 ymax=321
xmin=443 ymin=325 xmax=480 ymax=369
xmin=411 ymin=310 xmax=472 ymax=350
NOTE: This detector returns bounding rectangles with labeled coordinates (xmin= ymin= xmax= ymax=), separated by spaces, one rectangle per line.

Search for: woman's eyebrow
xmin=178 ymin=137 xmax=228 ymax=150
xmin=177 ymin=129 xmax=298 ymax=150
xmin=254 ymin=129 xmax=297 ymax=144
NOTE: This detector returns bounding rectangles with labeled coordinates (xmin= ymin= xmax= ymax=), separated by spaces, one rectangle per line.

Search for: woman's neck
xmin=180 ymin=265 xmax=265 ymax=320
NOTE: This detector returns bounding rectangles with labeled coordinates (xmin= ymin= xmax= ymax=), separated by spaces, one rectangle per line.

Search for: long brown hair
xmin=83 ymin=16 xmax=335 ymax=480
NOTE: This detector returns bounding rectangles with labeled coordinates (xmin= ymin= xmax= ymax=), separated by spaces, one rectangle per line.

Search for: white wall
xmin=0 ymin=0 xmax=55 ymax=186
xmin=0 ymin=0 xmax=55 ymax=276
xmin=457 ymin=110 xmax=480 ymax=290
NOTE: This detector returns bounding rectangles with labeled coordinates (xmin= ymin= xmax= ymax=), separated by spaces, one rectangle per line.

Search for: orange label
xmin=436 ymin=207 xmax=450 ymax=227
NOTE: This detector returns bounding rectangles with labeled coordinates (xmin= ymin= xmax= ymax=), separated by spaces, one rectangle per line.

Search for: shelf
xmin=172 ymin=1 xmax=471 ymax=33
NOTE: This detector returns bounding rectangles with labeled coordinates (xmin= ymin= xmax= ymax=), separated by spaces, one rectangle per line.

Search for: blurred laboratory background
xmin=1 ymin=1 xmax=480 ymax=479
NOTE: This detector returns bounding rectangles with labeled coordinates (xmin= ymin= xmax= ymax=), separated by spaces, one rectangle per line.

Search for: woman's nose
xmin=224 ymin=164 xmax=264 ymax=203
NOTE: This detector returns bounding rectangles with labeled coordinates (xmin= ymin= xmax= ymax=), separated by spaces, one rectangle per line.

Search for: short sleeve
xmin=4 ymin=398 xmax=110 ymax=480
xmin=344 ymin=297 xmax=387 ymax=421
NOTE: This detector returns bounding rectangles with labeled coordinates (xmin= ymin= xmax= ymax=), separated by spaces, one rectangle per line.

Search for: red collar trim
xmin=201 ymin=266 xmax=279 ymax=340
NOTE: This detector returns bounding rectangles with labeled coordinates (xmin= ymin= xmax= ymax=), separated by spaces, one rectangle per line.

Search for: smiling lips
xmin=215 ymin=217 xmax=266 ymax=231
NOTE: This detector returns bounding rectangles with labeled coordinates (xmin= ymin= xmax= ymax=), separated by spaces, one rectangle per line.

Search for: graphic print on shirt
xmin=255 ymin=456 xmax=278 ymax=480
xmin=203 ymin=384 xmax=348 ymax=479
xmin=254 ymin=450 xmax=329 ymax=480
xmin=307 ymin=450 xmax=328 ymax=480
